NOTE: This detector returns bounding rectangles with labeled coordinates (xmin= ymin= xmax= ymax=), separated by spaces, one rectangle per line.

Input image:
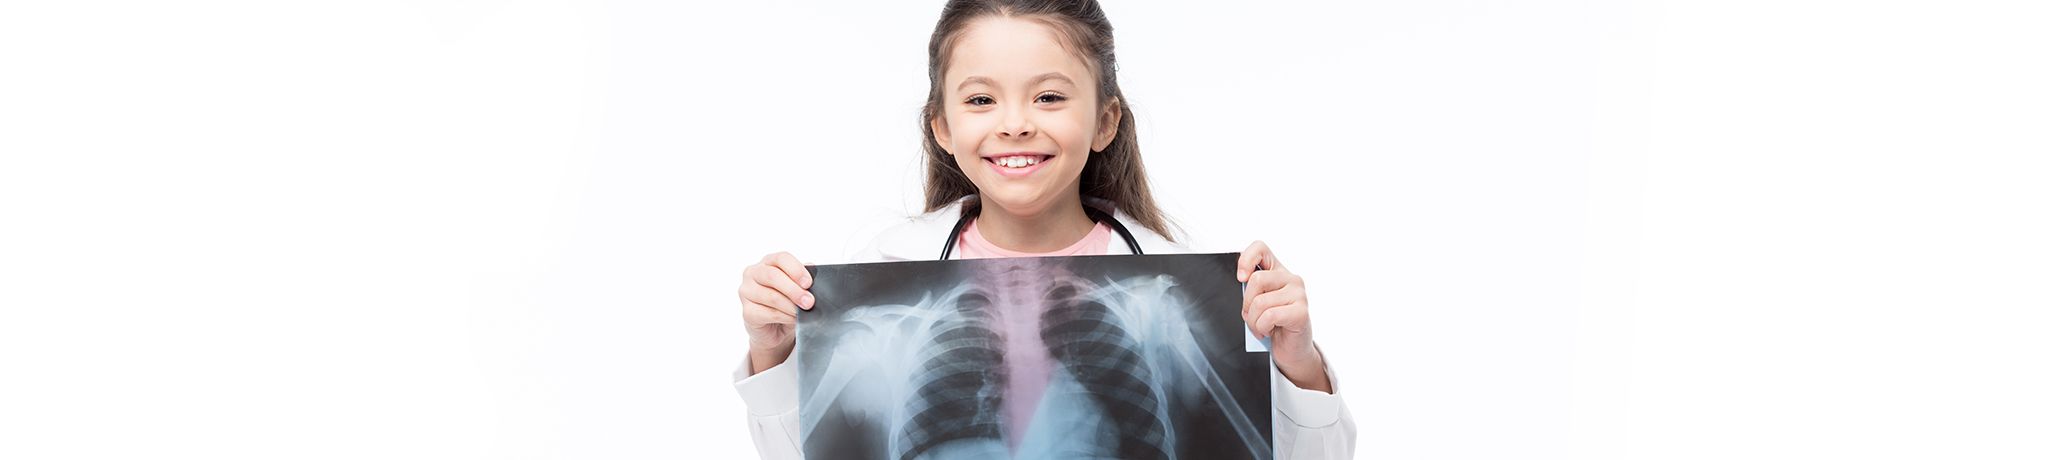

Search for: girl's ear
xmin=931 ymin=114 xmax=953 ymax=154
xmin=1091 ymin=97 xmax=1122 ymax=152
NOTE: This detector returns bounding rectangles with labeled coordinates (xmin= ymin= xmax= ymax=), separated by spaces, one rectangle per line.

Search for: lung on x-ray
xmin=797 ymin=253 xmax=1272 ymax=460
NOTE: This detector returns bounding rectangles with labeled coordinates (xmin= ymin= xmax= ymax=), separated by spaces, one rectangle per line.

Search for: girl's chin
xmin=977 ymin=189 xmax=1067 ymax=216
xmin=968 ymin=170 xmax=1080 ymax=212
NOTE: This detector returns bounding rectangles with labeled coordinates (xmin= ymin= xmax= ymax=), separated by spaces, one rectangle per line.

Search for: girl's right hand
xmin=739 ymin=251 xmax=814 ymax=375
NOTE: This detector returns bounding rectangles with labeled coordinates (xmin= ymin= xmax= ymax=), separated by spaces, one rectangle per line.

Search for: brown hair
xmin=919 ymin=0 xmax=1174 ymax=241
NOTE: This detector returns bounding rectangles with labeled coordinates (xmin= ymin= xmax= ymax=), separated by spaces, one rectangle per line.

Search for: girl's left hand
xmin=1239 ymin=240 xmax=1334 ymax=393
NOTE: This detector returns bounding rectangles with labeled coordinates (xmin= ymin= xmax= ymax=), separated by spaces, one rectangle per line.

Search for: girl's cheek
xmin=1048 ymin=119 xmax=1094 ymax=155
xmin=940 ymin=112 xmax=976 ymax=152
xmin=960 ymin=118 xmax=1004 ymax=150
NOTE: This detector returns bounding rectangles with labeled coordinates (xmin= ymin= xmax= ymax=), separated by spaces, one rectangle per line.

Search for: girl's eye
xmin=966 ymin=95 xmax=994 ymax=106
xmin=1036 ymin=93 xmax=1067 ymax=104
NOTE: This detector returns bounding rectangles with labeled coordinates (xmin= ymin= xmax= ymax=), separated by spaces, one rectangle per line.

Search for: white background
xmin=2 ymin=0 xmax=2043 ymax=458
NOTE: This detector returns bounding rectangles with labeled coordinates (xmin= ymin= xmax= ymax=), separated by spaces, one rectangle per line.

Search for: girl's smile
xmin=983 ymin=152 xmax=1054 ymax=178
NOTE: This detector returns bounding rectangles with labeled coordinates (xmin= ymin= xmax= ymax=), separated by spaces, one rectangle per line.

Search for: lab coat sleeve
xmin=734 ymin=350 xmax=1357 ymax=459
xmin=1271 ymin=347 xmax=1360 ymax=459
xmin=732 ymin=357 xmax=802 ymax=460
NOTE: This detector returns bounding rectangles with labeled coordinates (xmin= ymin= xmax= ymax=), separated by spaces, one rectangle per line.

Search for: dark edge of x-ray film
xmin=797 ymin=253 xmax=1273 ymax=460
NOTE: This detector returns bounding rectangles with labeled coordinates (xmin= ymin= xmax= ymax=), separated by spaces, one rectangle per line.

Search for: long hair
xmin=919 ymin=0 xmax=1174 ymax=241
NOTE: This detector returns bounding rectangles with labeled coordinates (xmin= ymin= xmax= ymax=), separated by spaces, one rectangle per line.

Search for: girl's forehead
xmin=945 ymin=17 xmax=1094 ymax=86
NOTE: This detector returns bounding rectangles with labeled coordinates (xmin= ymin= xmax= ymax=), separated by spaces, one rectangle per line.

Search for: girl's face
xmin=933 ymin=17 xmax=1120 ymax=217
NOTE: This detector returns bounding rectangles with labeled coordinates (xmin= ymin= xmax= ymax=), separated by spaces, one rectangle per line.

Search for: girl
xmin=732 ymin=0 xmax=1356 ymax=458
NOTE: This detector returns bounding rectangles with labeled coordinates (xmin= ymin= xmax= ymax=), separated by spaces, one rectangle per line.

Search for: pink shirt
xmin=953 ymin=219 xmax=1114 ymax=259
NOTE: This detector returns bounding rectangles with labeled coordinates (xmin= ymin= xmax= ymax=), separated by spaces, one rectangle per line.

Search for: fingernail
xmin=801 ymin=294 xmax=815 ymax=308
xmin=1237 ymin=270 xmax=1247 ymax=281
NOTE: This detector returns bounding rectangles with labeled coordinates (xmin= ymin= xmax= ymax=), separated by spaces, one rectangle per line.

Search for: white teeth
xmin=994 ymin=156 xmax=1041 ymax=168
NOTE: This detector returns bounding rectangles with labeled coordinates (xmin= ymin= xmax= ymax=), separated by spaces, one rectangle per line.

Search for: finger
xmin=1236 ymin=241 xmax=1267 ymax=281
xmin=740 ymin=283 xmax=800 ymax=317
xmin=1238 ymin=241 xmax=1283 ymax=281
xmin=743 ymin=298 xmax=796 ymax=327
xmin=1240 ymin=270 xmax=1289 ymax=319
xmin=1242 ymin=287 xmax=1297 ymax=328
xmin=1253 ymin=305 xmax=1307 ymax=338
xmin=751 ymin=262 xmax=814 ymax=310
xmin=767 ymin=252 xmax=813 ymax=289
xmin=740 ymin=283 xmax=799 ymax=317
xmin=1244 ymin=269 xmax=1292 ymax=298
xmin=1258 ymin=242 xmax=1284 ymax=271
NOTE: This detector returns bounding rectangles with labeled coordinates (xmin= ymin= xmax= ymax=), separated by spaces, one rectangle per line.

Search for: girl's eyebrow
xmin=1027 ymin=72 xmax=1075 ymax=88
xmin=957 ymin=76 xmax=997 ymax=92
xmin=955 ymin=72 xmax=1075 ymax=92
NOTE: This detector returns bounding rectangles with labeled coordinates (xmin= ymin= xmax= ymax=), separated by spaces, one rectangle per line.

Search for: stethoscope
xmin=938 ymin=203 xmax=1146 ymax=260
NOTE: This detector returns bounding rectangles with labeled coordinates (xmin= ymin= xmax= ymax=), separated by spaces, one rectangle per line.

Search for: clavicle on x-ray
xmin=798 ymin=253 xmax=1272 ymax=460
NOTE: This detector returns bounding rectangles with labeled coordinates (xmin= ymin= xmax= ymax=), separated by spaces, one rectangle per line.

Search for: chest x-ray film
xmin=797 ymin=253 xmax=1272 ymax=460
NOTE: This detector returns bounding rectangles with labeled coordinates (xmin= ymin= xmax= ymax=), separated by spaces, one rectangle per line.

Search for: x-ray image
xmin=798 ymin=253 xmax=1272 ymax=460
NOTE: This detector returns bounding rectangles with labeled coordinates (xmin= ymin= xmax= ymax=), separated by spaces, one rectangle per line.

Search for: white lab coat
xmin=732 ymin=198 xmax=1358 ymax=459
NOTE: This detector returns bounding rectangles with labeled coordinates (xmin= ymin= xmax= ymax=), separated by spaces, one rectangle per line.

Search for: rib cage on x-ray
xmin=897 ymin=291 xmax=1006 ymax=459
xmin=798 ymin=255 xmax=1271 ymax=460
xmin=1038 ymin=282 xmax=1171 ymax=459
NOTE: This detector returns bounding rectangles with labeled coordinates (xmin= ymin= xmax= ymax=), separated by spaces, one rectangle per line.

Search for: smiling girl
xmin=731 ymin=1 xmax=1356 ymax=458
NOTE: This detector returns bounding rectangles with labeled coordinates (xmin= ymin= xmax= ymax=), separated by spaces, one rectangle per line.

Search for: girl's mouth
xmin=984 ymin=153 xmax=1052 ymax=178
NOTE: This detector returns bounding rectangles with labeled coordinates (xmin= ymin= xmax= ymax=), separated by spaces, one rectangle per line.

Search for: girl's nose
xmin=997 ymin=109 xmax=1035 ymax=139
